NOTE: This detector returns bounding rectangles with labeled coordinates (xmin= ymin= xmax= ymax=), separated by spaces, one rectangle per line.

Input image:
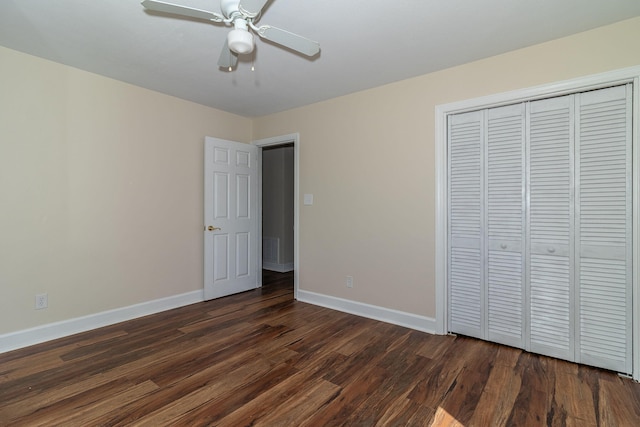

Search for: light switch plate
xmin=303 ymin=194 xmax=314 ymax=205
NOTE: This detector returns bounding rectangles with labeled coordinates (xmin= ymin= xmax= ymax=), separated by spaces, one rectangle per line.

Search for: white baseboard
xmin=263 ymin=262 xmax=294 ymax=273
xmin=0 ymin=290 xmax=204 ymax=354
xmin=1 ymin=288 xmax=437 ymax=354
xmin=297 ymin=290 xmax=436 ymax=334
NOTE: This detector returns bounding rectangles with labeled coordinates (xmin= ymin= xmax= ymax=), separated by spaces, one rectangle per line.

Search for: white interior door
xmin=204 ymin=137 xmax=260 ymax=300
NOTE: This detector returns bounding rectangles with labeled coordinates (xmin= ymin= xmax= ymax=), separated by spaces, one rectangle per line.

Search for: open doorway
xmin=261 ymin=143 xmax=294 ymax=274
xmin=255 ymin=133 xmax=299 ymax=299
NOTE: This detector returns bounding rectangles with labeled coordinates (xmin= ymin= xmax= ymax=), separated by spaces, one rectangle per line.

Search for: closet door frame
xmin=435 ymin=66 xmax=640 ymax=380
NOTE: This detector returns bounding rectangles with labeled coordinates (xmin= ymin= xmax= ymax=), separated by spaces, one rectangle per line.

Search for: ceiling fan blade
xmin=141 ymin=0 xmax=224 ymax=22
xmin=256 ymin=25 xmax=320 ymax=56
xmin=217 ymin=43 xmax=238 ymax=69
xmin=238 ymin=0 xmax=270 ymax=16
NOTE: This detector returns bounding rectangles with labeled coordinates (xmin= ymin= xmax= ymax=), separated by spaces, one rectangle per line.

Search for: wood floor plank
xmin=375 ymin=396 xmax=436 ymax=427
xmin=213 ymin=368 xmax=320 ymax=427
xmin=552 ymin=364 xmax=598 ymax=426
xmin=253 ymin=378 xmax=341 ymax=426
xmin=1 ymin=270 xmax=640 ymax=426
xmin=148 ymin=324 xmax=289 ymax=387
xmin=406 ymin=336 xmax=472 ymax=407
xmin=430 ymin=405 xmax=466 ymax=427
xmin=99 ymin=347 xmax=272 ymax=425
xmin=346 ymin=348 xmax=434 ymax=424
xmin=1 ymin=369 xmax=138 ymax=421
xmin=0 ymin=330 xmax=132 ymax=390
xmin=435 ymin=340 xmax=499 ymax=425
xmin=598 ymin=375 xmax=640 ymax=426
xmin=467 ymin=363 xmax=522 ymax=427
xmin=19 ymin=380 xmax=159 ymax=427
xmin=415 ymin=333 xmax=456 ymax=360
xmin=168 ymin=361 xmax=299 ymax=426
xmin=132 ymin=355 xmax=276 ymax=426
xmin=506 ymin=352 xmax=557 ymax=426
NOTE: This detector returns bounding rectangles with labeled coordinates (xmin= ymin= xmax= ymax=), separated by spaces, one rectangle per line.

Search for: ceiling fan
xmin=141 ymin=0 xmax=320 ymax=70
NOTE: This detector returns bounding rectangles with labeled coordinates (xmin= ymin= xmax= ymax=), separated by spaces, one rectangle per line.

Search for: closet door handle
xmin=500 ymin=243 xmax=507 ymax=249
xmin=547 ymin=247 xmax=556 ymax=253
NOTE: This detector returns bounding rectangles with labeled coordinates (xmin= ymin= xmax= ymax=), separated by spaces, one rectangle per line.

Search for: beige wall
xmin=252 ymin=17 xmax=640 ymax=318
xmin=0 ymin=46 xmax=251 ymax=335
xmin=2 ymin=16 xmax=640 ymax=338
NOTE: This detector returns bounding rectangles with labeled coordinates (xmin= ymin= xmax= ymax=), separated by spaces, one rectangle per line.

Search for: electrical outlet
xmin=346 ymin=276 xmax=353 ymax=288
xmin=35 ymin=293 xmax=48 ymax=310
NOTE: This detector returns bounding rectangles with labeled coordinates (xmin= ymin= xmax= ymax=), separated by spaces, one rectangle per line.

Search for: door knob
xmin=207 ymin=226 xmax=221 ymax=231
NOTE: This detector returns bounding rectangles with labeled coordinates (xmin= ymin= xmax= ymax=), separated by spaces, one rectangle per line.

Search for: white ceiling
xmin=1 ymin=0 xmax=640 ymax=117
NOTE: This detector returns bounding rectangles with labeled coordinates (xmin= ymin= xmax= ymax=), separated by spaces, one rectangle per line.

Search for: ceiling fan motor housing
xmin=221 ymin=0 xmax=242 ymax=19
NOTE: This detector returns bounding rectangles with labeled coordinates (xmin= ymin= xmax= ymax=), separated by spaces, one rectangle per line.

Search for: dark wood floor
xmin=1 ymin=271 xmax=639 ymax=426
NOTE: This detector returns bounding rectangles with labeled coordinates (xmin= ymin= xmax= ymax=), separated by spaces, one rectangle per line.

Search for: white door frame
xmin=253 ymin=133 xmax=300 ymax=299
xmin=435 ymin=66 xmax=640 ymax=380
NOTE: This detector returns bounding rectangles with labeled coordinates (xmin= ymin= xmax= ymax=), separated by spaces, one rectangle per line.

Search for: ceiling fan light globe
xmin=228 ymin=29 xmax=254 ymax=55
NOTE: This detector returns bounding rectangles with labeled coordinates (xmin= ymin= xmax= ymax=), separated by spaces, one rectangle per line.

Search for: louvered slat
xmin=450 ymin=125 xmax=482 ymax=240
xmin=450 ymin=247 xmax=482 ymax=331
xmin=448 ymin=111 xmax=483 ymax=338
xmin=576 ymin=84 xmax=632 ymax=374
xmin=530 ymin=254 xmax=571 ymax=354
xmin=488 ymin=250 xmax=523 ymax=340
xmin=486 ymin=105 xmax=525 ymax=347
xmin=580 ymin=259 xmax=627 ymax=367
xmin=527 ymin=96 xmax=574 ymax=361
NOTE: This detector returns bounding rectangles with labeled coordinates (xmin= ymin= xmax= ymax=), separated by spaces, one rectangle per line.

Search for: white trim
xmin=439 ymin=65 xmax=640 ymax=114
xmin=253 ymin=133 xmax=300 ymax=300
xmin=435 ymin=65 xmax=640 ymax=380
xmin=633 ymin=76 xmax=640 ymax=382
xmin=298 ymin=290 xmax=436 ymax=334
xmin=0 ymin=290 xmax=204 ymax=354
xmin=435 ymin=100 xmax=449 ymax=335
xmin=256 ymin=145 xmax=264 ymax=285
xmin=262 ymin=262 xmax=294 ymax=273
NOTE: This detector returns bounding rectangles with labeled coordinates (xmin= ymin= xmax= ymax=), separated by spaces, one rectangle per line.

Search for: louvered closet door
xmin=486 ymin=104 xmax=526 ymax=348
xmin=575 ymin=84 xmax=632 ymax=373
xmin=448 ymin=110 xmax=484 ymax=338
xmin=527 ymin=95 xmax=575 ymax=361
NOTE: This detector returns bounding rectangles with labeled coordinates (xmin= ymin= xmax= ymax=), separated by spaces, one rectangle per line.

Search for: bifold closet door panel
xmin=486 ymin=104 xmax=526 ymax=348
xmin=447 ymin=84 xmax=634 ymax=374
xmin=527 ymin=95 xmax=575 ymax=361
xmin=576 ymin=84 xmax=632 ymax=373
xmin=448 ymin=110 xmax=484 ymax=338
